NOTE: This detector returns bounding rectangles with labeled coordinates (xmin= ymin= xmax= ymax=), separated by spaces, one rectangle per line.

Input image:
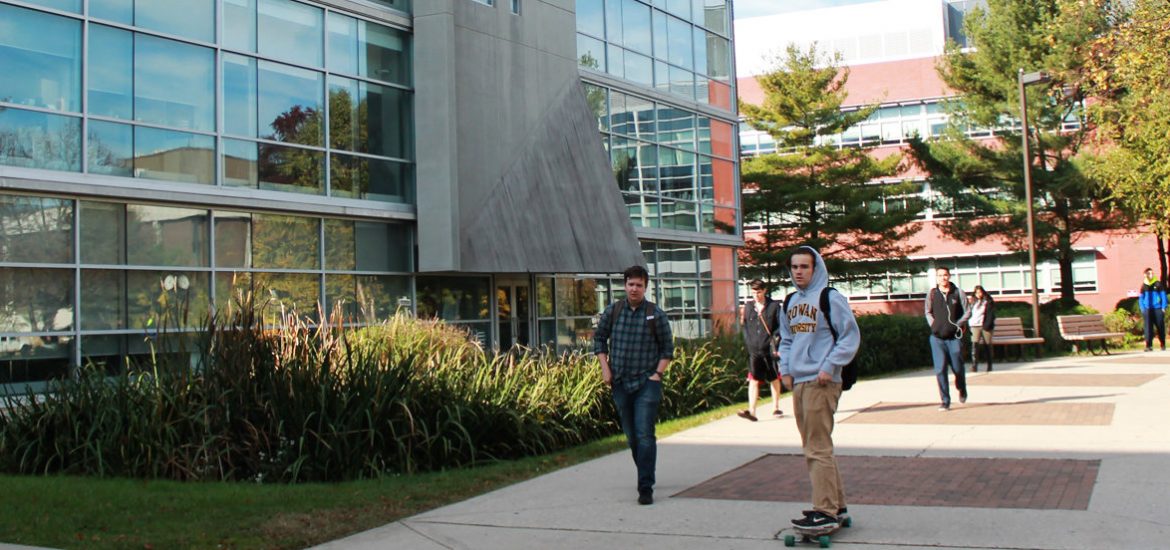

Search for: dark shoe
xmin=792 ymin=511 xmax=838 ymax=529
xmin=737 ymin=410 xmax=758 ymax=422
xmin=1145 ymin=348 xmax=1153 ymax=352
xmin=987 ymin=365 xmax=993 ymax=372
xmin=773 ymin=409 xmax=784 ymax=417
xmin=638 ymin=490 xmax=653 ymax=505
xmin=938 ymin=404 xmax=950 ymax=411
xmin=959 ymin=390 xmax=968 ymax=404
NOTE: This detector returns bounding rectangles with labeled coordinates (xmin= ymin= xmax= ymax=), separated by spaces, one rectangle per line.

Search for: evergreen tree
xmin=739 ymin=44 xmax=921 ymax=285
xmin=907 ymin=0 xmax=1128 ymax=304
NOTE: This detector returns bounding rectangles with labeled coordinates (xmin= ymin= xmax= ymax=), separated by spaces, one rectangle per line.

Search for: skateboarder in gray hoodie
xmin=778 ymin=246 xmax=860 ymax=531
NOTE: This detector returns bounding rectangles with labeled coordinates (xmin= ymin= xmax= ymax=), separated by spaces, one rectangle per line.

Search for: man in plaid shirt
xmin=594 ymin=265 xmax=674 ymax=506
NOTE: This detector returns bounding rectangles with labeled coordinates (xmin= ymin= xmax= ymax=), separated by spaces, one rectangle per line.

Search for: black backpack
xmin=783 ymin=287 xmax=860 ymax=391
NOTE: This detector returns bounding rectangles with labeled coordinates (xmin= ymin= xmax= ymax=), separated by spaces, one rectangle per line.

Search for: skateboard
xmin=779 ymin=515 xmax=852 ymax=548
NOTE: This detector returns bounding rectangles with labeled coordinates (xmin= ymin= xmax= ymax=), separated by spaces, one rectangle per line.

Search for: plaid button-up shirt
xmin=594 ymin=299 xmax=674 ymax=393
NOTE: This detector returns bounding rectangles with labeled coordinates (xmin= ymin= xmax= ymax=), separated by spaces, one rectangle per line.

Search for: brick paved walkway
xmin=966 ymin=373 xmax=1160 ymax=387
xmin=674 ymin=454 xmax=1099 ymax=510
xmin=841 ymin=401 xmax=1114 ymax=425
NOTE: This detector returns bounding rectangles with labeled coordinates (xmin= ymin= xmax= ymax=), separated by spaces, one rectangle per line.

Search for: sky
xmin=733 ymin=0 xmax=878 ymax=19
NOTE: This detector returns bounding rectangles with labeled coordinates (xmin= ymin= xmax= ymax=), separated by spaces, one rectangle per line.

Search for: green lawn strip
xmin=0 ymin=401 xmax=749 ymax=550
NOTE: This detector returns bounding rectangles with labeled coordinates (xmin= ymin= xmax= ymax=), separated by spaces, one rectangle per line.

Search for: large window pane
xmin=577 ymin=34 xmax=606 ymax=71
xmin=222 ymin=138 xmax=259 ymax=188
xmin=556 ymin=277 xmax=602 ymax=317
xmin=621 ymin=0 xmax=651 ymax=54
xmin=224 ymin=0 xmax=257 ymax=52
xmin=134 ymin=34 xmax=215 ymax=131
xmin=0 ymin=268 xmax=73 ymax=332
xmin=213 ymin=211 xmax=252 ymax=268
xmin=258 ymin=143 xmax=324 ymax=194
xmin=126 ymin=204 xmax=209 ymax=267
xmin=328 ymin=77 xmax=411 ymax=159
xmin=79 ymin=201 xmax=125 ymax=265
xmin=0 ymin=108 xmax=81 ymax=172
xmin=667 ymin=15 xmax=692 ymax=69
xmin=90 ymin=0 xmax=132 ymax=24
xmin=659 ymin=148 xmax=695 ymax=199
xmin=24 ymin=0 xmax=81 ymax=12
xmin=135 ymin=0 xmax=214 ymax=42
xmin=126 ymin=270 xmax=210 ymax=329
xmin=324 ymin=219 xmax=411 ymax=273
xmin=415 ymin=276 xmax=490 ymax=321
xmin=87 ymin=120 xmax=133 ymax=177
xmin=326 ymin=274 xmax=409 ymax=321
xmin=0 ymin=334 xmax=72 ymax=384
xmin=577 ymin=0 xmax=604 ymax=36
xmin=0 ymin=4 xmax=81 ymax=112
xmin=87 ymin=25 xmax=132 ymax=120
xmin=253 ymin=272 xmax=321 ymax=324
xmin=251 ymin=214 xmax=319 ymax=269
xmin=0 ymin=195 xmax=73 ymax=263
xmin=258 ymin=60 xmax=324 ymax=146
xmin=330 ymin=153 xmax=410 ymax=203
xmin=79 ymin=269 xmax=124 ymax=330
xmin=258 ymin=0 xmax=323 ymax=67
xmin=223 ymin=54 xmax=259 ymax=138
xmin=134 ymin=126 xmax=215 ymax=185
xmin=327 ymin=13 xmax=410 ymax=85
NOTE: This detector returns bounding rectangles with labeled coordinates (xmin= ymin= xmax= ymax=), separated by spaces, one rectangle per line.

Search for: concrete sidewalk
xmin=316 ymin=351 xmax=1170 ymax=549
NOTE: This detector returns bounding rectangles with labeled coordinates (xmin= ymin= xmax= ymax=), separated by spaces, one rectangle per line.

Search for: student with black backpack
xmin=778 ymin=246 xmax=860 ymax=533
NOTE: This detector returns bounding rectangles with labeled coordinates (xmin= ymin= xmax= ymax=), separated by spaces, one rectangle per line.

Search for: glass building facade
xmin=1 ymin=0 xmax=741 ymax=389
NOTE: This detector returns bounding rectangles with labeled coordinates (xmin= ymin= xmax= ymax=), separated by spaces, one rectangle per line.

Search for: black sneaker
xmin=792 ymin=511 xmax=838 ymax=529
xmin=638 ymin=490 xmax=653 ymax=505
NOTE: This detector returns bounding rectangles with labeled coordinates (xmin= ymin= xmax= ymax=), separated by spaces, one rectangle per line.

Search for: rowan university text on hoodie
xmin=778 ymin=247 xmax=861 ymax=386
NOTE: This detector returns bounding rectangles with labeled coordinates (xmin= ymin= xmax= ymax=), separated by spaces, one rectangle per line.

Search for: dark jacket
xmin=742 ymin=298 xmax=780 ymax=354
xmin=925 ymin=285 xmax=969 ymax=340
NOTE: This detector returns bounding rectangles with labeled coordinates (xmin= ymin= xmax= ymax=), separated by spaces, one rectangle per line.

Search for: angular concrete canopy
xmin=459 ymin=82 xmax=643 ymax=273
xmin=414 ymin=0 xmax=643 ymax=274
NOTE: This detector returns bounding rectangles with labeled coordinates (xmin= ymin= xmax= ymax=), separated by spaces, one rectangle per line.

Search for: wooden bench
xmin=1057 ymin=314 xmax=1125 ymax=354
xmin=989 ymin=317 xmax=1045 ymax=359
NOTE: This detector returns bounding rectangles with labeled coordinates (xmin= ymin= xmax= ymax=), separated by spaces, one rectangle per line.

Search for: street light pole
xmin=1018 ymin=69 xmax=1050 ymax=336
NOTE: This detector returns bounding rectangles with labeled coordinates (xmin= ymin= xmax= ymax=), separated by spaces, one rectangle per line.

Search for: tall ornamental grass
xmin=0 ymin=304 xmax=742 ymax=483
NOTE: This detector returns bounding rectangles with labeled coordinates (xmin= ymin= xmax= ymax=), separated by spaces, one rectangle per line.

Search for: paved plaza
xmin=317 ymin=351 xmax=1170 ymax=549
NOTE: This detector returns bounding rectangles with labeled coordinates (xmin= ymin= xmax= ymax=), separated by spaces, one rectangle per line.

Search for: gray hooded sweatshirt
xmin=777 ymin=247 xmax=861 ymax=385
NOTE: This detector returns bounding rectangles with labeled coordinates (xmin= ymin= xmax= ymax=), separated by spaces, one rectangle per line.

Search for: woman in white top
xmin=967 ymin=285 xmax=996 ymax=372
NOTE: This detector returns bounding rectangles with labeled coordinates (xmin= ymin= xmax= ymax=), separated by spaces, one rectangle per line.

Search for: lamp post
xmin=1018 ymin=69 xmax=1050 ymax=335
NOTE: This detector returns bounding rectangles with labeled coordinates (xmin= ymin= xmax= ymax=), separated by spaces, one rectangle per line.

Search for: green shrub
xmin=854 ymin=314 xmax=934 ymax=376
xmin=0 ymin=301 xmax=750 ymax=483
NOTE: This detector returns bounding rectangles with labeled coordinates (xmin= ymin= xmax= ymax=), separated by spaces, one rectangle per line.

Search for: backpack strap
xmin=821 ymin=288 xmax=838 ymax=342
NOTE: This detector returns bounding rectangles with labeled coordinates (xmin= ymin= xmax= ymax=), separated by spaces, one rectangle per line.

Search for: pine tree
xmin=907 ymin=0 xmax=1128 ymax=304
xmin=740 ymin=44 xmax=921 ymax=285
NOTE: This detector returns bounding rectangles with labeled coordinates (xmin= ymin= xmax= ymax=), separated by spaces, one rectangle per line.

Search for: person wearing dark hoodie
xmin=739 ymin=279 xmax=783 ymax=421
xmin=778 ymin=246 xmax=860 ymax=531
xmin=925 ymin=266 xmax=970 ymax=411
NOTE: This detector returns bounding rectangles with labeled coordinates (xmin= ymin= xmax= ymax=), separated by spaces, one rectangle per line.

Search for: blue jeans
xmin=1143 ymin=309 xmax=1165 ymax=349
xmin=929 ymin=335 xmax=967 ymax=407
xmin=612 ymin=379 xmax=662 ymax=493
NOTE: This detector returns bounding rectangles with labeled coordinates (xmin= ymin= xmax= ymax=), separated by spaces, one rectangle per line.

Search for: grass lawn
xmin=0 ymin=400 xmax=753 ymax=550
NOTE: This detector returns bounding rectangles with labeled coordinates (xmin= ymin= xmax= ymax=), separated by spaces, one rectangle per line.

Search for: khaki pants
xmin=792 ymin=381 xmax=846 ymax=515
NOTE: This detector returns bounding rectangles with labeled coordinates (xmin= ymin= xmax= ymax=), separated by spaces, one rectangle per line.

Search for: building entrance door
xmin=496 ymin=277 xmax=531 ymax=349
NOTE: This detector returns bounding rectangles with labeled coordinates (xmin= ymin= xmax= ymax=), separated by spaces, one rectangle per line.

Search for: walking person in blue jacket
xmin=1139 ymin=267 xmax=1166 ymax=352
xmin=778 ymin=246 xmax=860 ymax=531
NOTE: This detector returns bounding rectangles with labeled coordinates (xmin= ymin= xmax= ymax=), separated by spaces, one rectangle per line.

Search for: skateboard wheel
xmin=784 ymin=534 xmax=796 ymax=547
xmin=818 ymin=535 xmax=831 ymax=548
xmin=842 ymin=516 xmax=853 ymax=528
